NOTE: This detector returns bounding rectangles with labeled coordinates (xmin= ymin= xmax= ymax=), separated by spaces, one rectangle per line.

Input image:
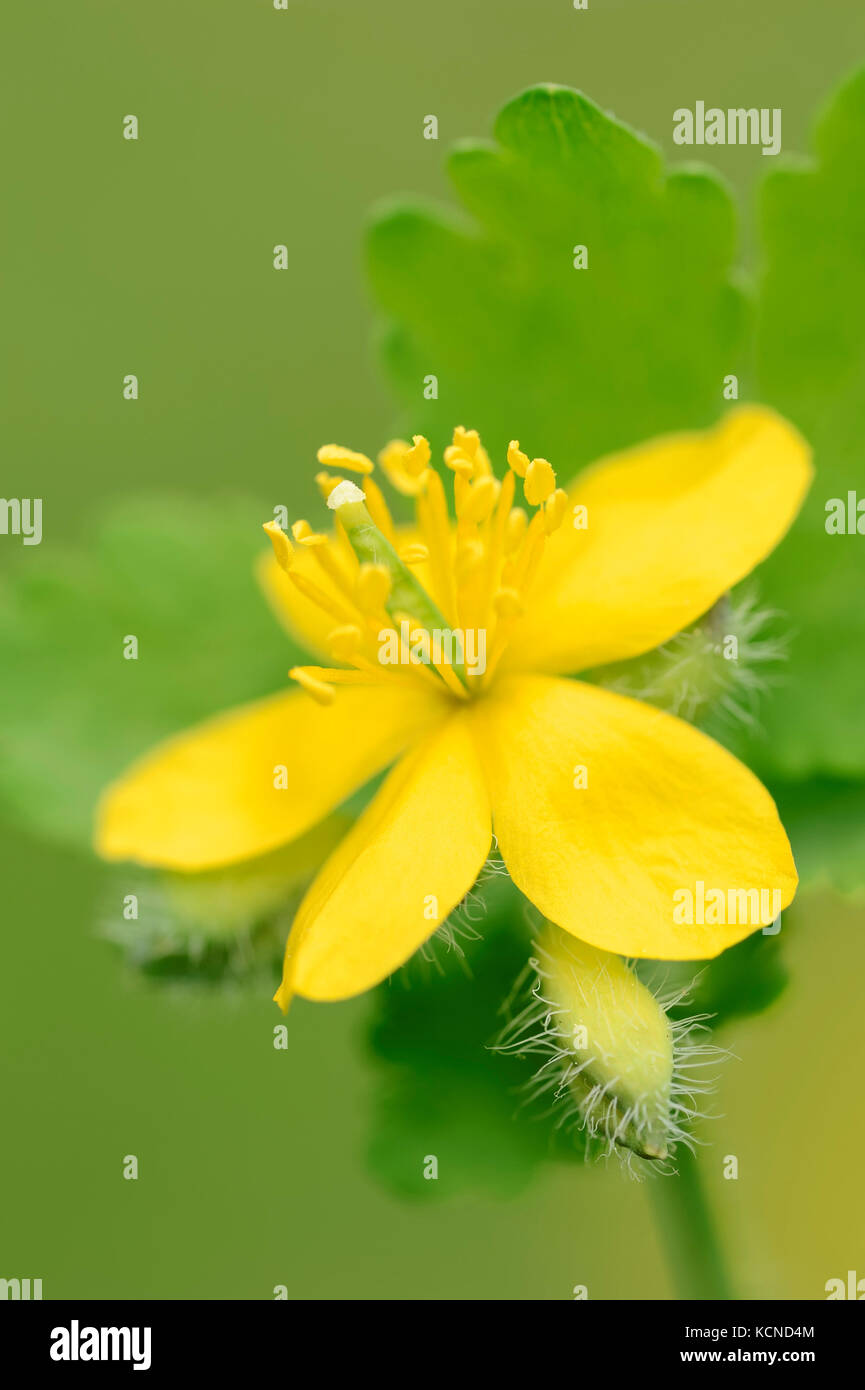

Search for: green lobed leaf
xmin=739 ymin=67 xmax=865 ymax=780
xmin=367 ymin=84 xmax=748 ymax=475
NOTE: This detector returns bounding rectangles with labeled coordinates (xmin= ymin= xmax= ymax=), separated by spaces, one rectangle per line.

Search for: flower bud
xmin=498 ymin=923 xmax=721 ymax=1166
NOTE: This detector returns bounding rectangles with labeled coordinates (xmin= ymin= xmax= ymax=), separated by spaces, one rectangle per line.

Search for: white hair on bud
xmin=326 ymin=480 xmax=365 ymax=509
xmin=494 ymin=938 xmax=729 ymax=1179
xmin=595 ymin=589 xmax=789 ymax=732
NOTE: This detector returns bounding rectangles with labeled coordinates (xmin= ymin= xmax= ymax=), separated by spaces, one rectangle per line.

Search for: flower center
xmin=263 ymin=426 xmax=568 ymax=704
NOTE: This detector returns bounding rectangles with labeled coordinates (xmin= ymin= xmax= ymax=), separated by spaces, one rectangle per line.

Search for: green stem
xmin=648 ymin=1145 xmax=735 ymax=1300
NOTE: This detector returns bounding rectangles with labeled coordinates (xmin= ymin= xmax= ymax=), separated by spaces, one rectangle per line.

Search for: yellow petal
xmin=96 ymin=683 xmax=448 ymax=871
xmin=472 ymin=674 xmax=797 ymax=960
xmin=506 ymin=407 xmax=812 ymax=675
xmin=276 ymin=714 xmax=491 ymax=1004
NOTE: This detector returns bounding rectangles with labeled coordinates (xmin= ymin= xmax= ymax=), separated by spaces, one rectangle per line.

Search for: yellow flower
xmin=95 ymin=407 xmax=811 ymax=1011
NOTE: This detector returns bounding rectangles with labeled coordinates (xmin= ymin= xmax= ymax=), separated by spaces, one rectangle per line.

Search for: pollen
xmin=266 ymin=425 xmax=568 ymax=702
xmin=524 ymin=457 xmax=556 ymax=507
xmin=316 ymin=444 xmax=374 ymax=476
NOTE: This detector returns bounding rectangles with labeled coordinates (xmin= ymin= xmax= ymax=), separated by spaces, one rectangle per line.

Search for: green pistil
xmin=329 ymin=486 xmax=468 ymax=687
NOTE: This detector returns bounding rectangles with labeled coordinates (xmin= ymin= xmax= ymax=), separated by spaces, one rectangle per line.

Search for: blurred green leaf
xmin=741 ymin=67 xmax=865 ymax=779
xmin=690 ymin=930 xmax=789 ymax=1025
xmin=774 ymin=779 xmax=865 ymax=898
xmin=368 ymin=84 xmax=748 ymax=471
xmin=638 ymin=927 xmax=789 ymax=1032
xmin=0 ymin=496 xmax=293 ymax=849
xmin=366 ymin=874 xmax=586 ymax=1199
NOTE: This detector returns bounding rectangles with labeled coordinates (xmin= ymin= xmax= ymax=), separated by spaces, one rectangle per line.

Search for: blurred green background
xmin=2 ymin=0 xmax=864 ymax=1299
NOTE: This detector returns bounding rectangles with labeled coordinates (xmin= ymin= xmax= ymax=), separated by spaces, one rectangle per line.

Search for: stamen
xmin=379 ymin=439 xmax=429 ymax=496
xmin=288 ymin=667 xmax=336 ymax=705
xmin=315 ymin=472 xmax=344 ymax=501
xmin=393 ymin=613 xmax=469 ymax=701
xmin=355 ymin=562 xmax=392 ymax=615
xmin=270 ymin=425 xmax=564 ymax=702
xmin=362 ymin=477 xmax=396 ymax=542
xmin=501 ymin=511 xmax=548 ymax=617
xmin=451 ymin=426 xmax=492 ymax=478
xmin=456 ymin=475 xmax=499 ymax=525
xmin=398 ymin=543 xmax=430 ymax=564
xmin=287 ymin=570 xmax=357 ymax=626
xmin=262 ymin=520 xmax=293 ymax=573
xmin=475 ymin=467 xmax=516 ymax=640
xmin=316 ymin=444 xmax=374 ymax=476
xmin=327 ymin=624 xmax=364 ymax=661
xmin=292 ymin=664 xmax=390 ymax=688
xmin=524 ymin=457 xmax=556 ymax=507
xmin=444 ymin=444 xmax=475 ymax=478
xmin=505 ymin=507 xmax=528 ymax=553
xmin=507 ymin=441 xmax=530 ymax=478
xmin=404 ymin=435 xmax=431 ymax=476
xmin=415 ymin=469 xmax=458 ymax=623
xmin=544 ymin=487 xmax=568 ymax=534
xmin=289 ymin=518 xmax=357 ymax=600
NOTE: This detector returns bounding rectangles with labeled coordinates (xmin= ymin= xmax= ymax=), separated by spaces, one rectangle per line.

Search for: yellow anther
xmin=378 ymin=439 xmax=407 ymax=467
xmin=493 ymin=587 xmax=525 ymax=618
xmin=289 ymin=667 xmax=335 ymax=705
xmin=544 ymin=487 xmax=569 ymax=535
xmin=450 ymin=426 xmax=492 ymax=478
xmin=417 ymin=469 xmax=459 ymax=625
xmin=379 ymin=439 xmax=428 ymax=497
xmin=291 ymin=519 xmax=313 ymax=542
xmin=524 ymin=457 xmax=556 ymax=507
xmin=398 ymin=543 xmax=430 ymax=565
xmin=328 ymin=624 xmax=363 ymax=661
xmin=507 ymin=441 xmax=530 ymax=478
xmin=457 ymin=475 xmax=499 ymax=525
xmin=355 ymin=562 xmax=391 ymax=614
xmin=316 ymin=444 xmax=374 ymax=476
xmin=262 ymin=520 xmax=294 ymax=573
xmin=444 ymin=445 xmax=475 ymax=477
xmin=505 ymin=507 xmax=529 ymax=553
xmin=453 ymin=426 xmax=489 ymax=471
xmin=452 ymin=425 xmax=480 ymax=456
xmin=315 ymin=471 xmax=344 ymax=501
xmin=404 ymin=435 xmax=431 ymax=477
